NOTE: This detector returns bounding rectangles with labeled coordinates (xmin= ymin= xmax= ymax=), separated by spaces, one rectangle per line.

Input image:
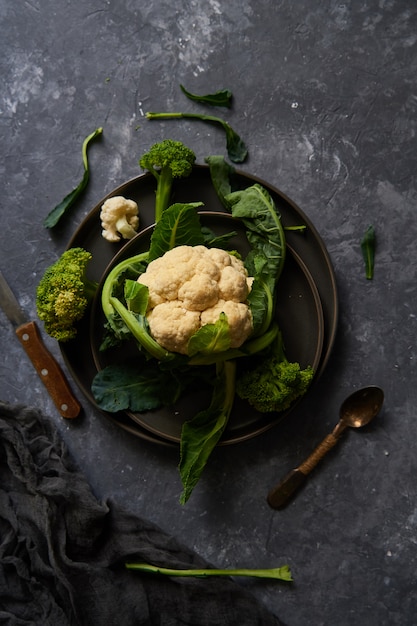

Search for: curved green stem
xmin=109 ymin=296 xmax=172 ymax=362
xmin=101 ymin=251 xmax=149 ymax=320
xmin=146 ymin=112 xmax=247 ymax=163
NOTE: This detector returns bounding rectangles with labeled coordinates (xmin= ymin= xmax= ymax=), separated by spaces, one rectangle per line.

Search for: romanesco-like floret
xmin=36 ymin=247 xmax=96 ymax=342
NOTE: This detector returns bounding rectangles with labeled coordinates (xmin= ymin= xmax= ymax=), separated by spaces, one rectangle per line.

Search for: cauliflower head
xmin=100 ymin=196 xmax=139 ymax=242
xmin=138 ymin=245 xmax=253 ymax=354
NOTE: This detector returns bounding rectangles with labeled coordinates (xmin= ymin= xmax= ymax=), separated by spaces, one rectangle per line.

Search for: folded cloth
xmin=0 ymin=403 xmax=286 ymax=626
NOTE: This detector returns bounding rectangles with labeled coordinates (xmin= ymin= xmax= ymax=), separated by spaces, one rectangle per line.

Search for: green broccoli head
xmin=139 ymin=139 xmax=196 ymax=221
xmin=139 ymin=139 xmax=196 ymax=178
xmin=36 ymin=247 xmax=96 ymax=342
xmin=236 ymin=351 xmax=314 ymax=414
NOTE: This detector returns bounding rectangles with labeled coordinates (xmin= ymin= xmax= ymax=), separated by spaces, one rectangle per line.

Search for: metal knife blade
xmin=0 ymin=270 xmax=81 ymax=418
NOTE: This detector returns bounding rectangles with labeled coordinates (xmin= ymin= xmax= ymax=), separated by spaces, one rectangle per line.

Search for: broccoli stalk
xmin=36 ymin=247 xmax=97 ymax=342
xmin=236 ymin=329 xmax=314 ymax=414
xmin=139 ymin=139 xmax=196 ymax=222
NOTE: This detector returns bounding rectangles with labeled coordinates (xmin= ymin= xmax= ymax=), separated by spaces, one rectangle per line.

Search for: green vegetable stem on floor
xmin=361 ymin=225 xmax=376 ymax=280
xmin=125 ymin=562 xmax=293 ymax=582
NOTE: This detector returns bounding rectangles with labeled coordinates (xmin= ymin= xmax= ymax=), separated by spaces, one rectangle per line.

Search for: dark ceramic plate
xmin=89 ymin=211 xmax=324 ymax=444
xmin=61 ymin=165 xmax=338 ymax=445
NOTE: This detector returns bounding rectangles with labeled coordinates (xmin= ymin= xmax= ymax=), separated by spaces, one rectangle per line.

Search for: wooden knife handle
xmin=15 ymin=321 xmax=82 ymax=418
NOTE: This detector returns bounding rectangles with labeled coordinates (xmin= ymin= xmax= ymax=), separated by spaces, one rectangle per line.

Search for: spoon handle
xmin=267 ymin=432 xmax=341 ymax=509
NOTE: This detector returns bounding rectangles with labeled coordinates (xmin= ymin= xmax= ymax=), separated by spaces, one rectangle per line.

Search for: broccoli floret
xmin=139 ymin=139 xmax=196 ymax=221
xmin=36 ymin=247 xmax=97 ymax=342
xmin=236 ymin=330 xmax=314 ymax=413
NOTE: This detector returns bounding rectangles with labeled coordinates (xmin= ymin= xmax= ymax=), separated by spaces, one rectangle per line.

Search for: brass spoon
xmin=267 ymin=385 xmax=384 ymax=509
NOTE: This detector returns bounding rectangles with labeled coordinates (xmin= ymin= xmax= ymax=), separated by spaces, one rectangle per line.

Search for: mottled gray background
xmin=1 ymin=1 xmax=417 ymax=624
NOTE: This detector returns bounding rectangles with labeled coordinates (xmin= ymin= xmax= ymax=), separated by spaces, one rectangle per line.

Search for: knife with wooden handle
xmin=0 ymin=270 xmax=81 ymax=418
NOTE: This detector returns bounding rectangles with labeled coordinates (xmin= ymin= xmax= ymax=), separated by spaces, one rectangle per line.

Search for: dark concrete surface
xmin=1 ymin=1 xmax=417 ymax=624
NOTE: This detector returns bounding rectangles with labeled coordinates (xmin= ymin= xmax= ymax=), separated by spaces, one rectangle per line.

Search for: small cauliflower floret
xmin=100 ymin=196 xmax=139 ymax=242
xmin=138 ymin=245 xmax=254 ymax=354
xmin=138 ymin=268 xmax=183 ymax=306
xmin=194 ymin=252 xmax=222 ymax=281
xmin=218 ymin=265 xmax=250 ymax=302
xmin=201 ymin=300 xmax=253 ymax=348
xmin=138 ymin=246 xmax=198 ymax=304
xmin=147 ymin=301 xmax=201 ymax=354
xmin=206 ymin=247 xmax=233 ymax=268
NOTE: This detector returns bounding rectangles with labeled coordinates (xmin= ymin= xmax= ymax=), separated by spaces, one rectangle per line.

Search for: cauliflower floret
xmin=138 ymin=268 xmax=181 ymax=306
xmin=178 ymin=273 xmax=219 ymax=311
xmin=218 ymin=265 xmax=250 ymax=302
xmin=206 ymin=247 xmax=233 ymax=268
xmin=201 ymin=300 xmax=253 ymax=348
xmin=100 ymin=196 xmax=139 ymax=242
xmin=138 ymin=246 xmax=199 ymax=305
xmin=138 ymin=245 xmax=253 ymax=354
xmin=147 ymin=301 xmax=201 ymax=354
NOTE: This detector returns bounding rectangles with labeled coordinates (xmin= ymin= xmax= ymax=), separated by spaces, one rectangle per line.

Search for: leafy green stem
xmin=44 ymin=127 xmax=103 ymax=228
xmin=109 ymin=295 xmax=172 ymax=361
xmin=146 ymin=111 xmax=247 ymax=163
xmin=125 ymin=562 xmax=293 ymax=582
xmin=361 ymin=224 xmax=376 ymax=279
xmin=179 ymin=359 xmax=236 ymax=503
xmin=101 ymin=252 xmax=150 ymax=320
xmin=100 ymin=250 xmax=174 ymax=361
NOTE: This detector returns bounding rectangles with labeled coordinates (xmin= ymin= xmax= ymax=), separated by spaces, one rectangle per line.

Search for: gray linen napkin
xmin=0 ymin=402 xmax=286 ymax=626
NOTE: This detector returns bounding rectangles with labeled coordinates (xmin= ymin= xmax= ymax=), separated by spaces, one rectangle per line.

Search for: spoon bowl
xmin=339 ymin=385 xmax=384 ymax=428
xmin=267 ymin=385 xmax=384 ymax=509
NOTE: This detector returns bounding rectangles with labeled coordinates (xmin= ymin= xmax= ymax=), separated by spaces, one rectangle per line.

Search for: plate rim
xmin=88 ymin=211 xmax=325 ymax=444
xmin=61 ymin=164 xmax=338 ymax=445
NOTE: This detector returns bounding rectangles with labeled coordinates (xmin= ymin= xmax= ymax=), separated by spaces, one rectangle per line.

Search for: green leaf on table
xmin=361 ymin=224 xmax=376 ymax=279
xmin=146 ymin=111 xmax=248 ymax=163
xmin=180 ymin=84 xmax=233 ymax=107
xmin=43 ymin=127 xmax=103 ymax=228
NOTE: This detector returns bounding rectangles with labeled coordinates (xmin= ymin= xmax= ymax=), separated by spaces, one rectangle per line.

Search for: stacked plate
xmin=61 ymin=166 xmax=338 ymax=445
